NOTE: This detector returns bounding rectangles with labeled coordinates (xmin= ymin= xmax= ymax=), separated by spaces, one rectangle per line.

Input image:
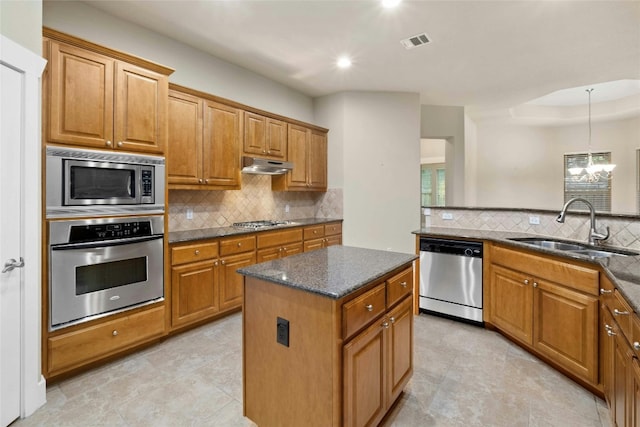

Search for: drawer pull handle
xmin=365 ymin=304 xmax=373 ymax=312
xmin=400 ymin=281 xmax=408 ymax=288
xmin=634 ymin=342 xmax=640 ymax=351
xmin=613 ymin=309 xmax=630 ymax=316
xmin=112 ymin=330 xmax=118 ymax=337
xmin=607 ymin=329 xmax=617 ymax=337
xmin=600 ymin=288 xmax=613 ymax=295
xmin=195 ymin=250 xmax=200 ymax=255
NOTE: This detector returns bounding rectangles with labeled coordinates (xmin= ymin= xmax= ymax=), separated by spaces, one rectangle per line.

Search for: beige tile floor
xmin=14 ymin=312 xmax=612 ymax=427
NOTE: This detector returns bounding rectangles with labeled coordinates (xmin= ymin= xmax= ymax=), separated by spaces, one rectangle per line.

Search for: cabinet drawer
xmin=257 ymin=228 xmax=303 ymax=248
xmin=387 ymin=267 xmax=413 ymax=308
xmin=303 ymin=225 xmax=325 ymax=240
xmin=324 ymin=222 xmax=342 ymax=236
xmin=343 ymin=284 xmax=386 ymax=340
xmin=48 ymin=306 xmax=165 ymax=374
xmin=609 ymin=289 xmax=634 ymax=342
xmin=220 ymin=235 xmax=256 ymax=256
xmin=172 ymin=241 xmax=218 ymax=265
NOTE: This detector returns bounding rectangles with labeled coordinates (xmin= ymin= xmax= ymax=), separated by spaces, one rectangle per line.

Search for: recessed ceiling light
xmin=337 ymin=56 xmax=352 ymax=69
xmin=382 ymin=0 xmax=401 ymax=8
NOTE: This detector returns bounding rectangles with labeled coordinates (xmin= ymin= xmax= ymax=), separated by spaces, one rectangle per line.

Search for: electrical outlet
xmin=529 ymin=216 xmax=540 ymax=225
xmin=186 ymin=208 xmax=193 ymax=220
xmin=442 ymin=212 xmax=453 ymax=220
xmin=277 ymin=317 xmax=289 ymax=347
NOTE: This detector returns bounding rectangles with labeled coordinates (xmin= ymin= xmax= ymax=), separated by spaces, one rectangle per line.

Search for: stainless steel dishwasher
xmin=419 ymin=237 xmax=483 ymax=324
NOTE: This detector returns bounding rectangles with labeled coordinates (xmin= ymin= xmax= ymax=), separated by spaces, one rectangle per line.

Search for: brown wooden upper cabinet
xmin=167 ymin=86 xmax=242 ymax=190
xmin=43 ymin=29 xmax=172 ymax=155
xmin=272 ymin=124 xmax=327 ymax=191
xmin=243 ymin=112 xmax=287 ymax=160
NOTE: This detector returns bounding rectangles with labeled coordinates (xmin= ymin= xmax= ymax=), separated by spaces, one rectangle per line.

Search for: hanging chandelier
xmin=568 ymin=88 xmax=616 ymax=182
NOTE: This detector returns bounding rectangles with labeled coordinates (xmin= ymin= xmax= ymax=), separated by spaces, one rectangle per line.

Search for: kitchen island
xmin=238 ymin=245 xmax=417 ymax=427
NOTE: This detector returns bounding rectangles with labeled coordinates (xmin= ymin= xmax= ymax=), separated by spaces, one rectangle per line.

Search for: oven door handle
xmin=51 ymin=235 xmax=163 ymax=251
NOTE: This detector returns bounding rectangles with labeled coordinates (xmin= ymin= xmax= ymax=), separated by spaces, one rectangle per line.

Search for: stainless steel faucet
xmin=556 ymin=197 xmax=609 ymax=245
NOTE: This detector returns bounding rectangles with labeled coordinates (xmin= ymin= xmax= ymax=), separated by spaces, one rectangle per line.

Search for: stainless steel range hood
xmin=241 ymin=157 xmax=293 ymax=175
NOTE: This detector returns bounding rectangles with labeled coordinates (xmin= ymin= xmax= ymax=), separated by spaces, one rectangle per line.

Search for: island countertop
xmin=237 ymin=245 xmax=418 ymax=299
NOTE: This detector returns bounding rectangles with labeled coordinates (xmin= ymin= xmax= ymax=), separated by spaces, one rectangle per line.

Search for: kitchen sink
xmin=508 ymin=237 xmax=639 ymax=258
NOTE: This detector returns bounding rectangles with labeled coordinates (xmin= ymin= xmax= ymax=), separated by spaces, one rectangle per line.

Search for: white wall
xmin=420 ymin=105 xmax=466 ymax=205
xmin=42 ymin=1 xmax=314 ymax=123
xmin=0 ymin=0 xmax=42 ymax=55
xmin=316 ymin=92 xmax=421 ymax=254
xmin=470 ymin=115 xmax=640 ymax=212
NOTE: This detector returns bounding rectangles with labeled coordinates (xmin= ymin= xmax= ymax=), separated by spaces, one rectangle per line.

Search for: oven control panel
xmin=69 ymin=221 xmax=153 ymax=243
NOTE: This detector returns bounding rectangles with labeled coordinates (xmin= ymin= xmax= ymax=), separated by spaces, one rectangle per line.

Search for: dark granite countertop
xmin=168 ymin=217 xmax=343 ymax=244
xmin=412 ymin=227 xmax=640 ymax=314
xmin=238 ymin=245 xmax=417 ymax=299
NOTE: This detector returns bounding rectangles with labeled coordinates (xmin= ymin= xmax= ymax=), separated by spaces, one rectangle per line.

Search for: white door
xmin=0 ymin=55 xmax=24 ymax=427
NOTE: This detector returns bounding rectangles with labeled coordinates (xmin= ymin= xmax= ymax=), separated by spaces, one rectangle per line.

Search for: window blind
xmin=564 ymin=152 xmax=611 ymax=212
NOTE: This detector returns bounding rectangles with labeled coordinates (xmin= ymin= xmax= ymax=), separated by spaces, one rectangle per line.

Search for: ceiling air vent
xmin=400 ymin=33 xmax=431 ymax=50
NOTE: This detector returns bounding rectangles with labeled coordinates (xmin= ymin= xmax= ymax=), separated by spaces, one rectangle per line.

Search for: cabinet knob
xmin=389 ymin=317 xmax=395 ymax=324
xmin=117 ymin=141 xmax=123 ymax=147
xmin=195 ymin=250 xmax=200 ymax=255
xmin=204 ymin=179 xmax=209 ymax=184
xmin=267 ymin=150 xmax=271 ymax=154
xmin=313 ymin=230 xmax=318 ymax=234
xmin=283 ymin=247 xmax=287 ymax=251
xmin=112 ymin=330 xmax=118 ymax=336
xmin=634 ymin=342 xmax=640 ymax=351
xmin=237 ymin=242 xmax=242 ymax=247
xmin=382 ymin=321 xmax=390 ymax=329
xmin=262 ymin=150 xmax=266 ymax=154
xmin=198 ymin=179 xmax=203 ymax=184
xmin=600 ymin=288 xmax=613 ymax=295
xmin=221 ymin=260 xmax=226 ymax=265
xmin=214 ymin=261 xmax=218 ymax=266
xmin=400 ymin=281 xmax=408 ymax=288
xmin=106 ymin=140 xmax=112 ymax=147
xmin=365 ymin=304 xmax=373 ymax=312
xmin=524 ymin=279 xmax=529 ymax=285
xmin=613 ymin=308 xmax=630 ymax=316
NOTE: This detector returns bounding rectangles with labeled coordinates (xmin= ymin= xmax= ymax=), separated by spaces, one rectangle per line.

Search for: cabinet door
xmin=632 ymin=357 xmax=640 ymax=427
xmin=386 ymin=296 xmax=413 ymax=407
xmin=308 ymin=130 xmax=327 ymax=190
xmin=203 ymin=100 xmax=241 ymax=187
xmin=533 ymin=279 xmax=598 ymax=384
xmin=168 ymin=90 xmax=202 ymax=185
xmin=285 ymin=124 xmax=310 ymax=188
xmin=614 ymin=331 xmax=631 ymax=427
xmin=488 ymin=264 xmax=533 ymax=345
xmin=171 ymin=259 xmax=219 ymax=328
xmin=114 ymin=61 xmax=168 ymax=154
xmin=601 ymin=306 xmax=616 ymax=412
xmin=344 ymin=318 xmax=386 ymax=427
xmin=243 ymin=111 xmax=266 ymax=155
xmin=265 ymin=117 xmax=287 ymax=159
xmin=47 ymin=41 xmax=114 ymax=148
xmin=219 ymin=252 xmax=255 ymax=311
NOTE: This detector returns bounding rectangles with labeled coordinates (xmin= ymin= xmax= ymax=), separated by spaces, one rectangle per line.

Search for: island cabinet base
xmin=243 ymin=277 xmax=342 ymax=426
xmin=243 ymin=263 xmax=414 ymax=427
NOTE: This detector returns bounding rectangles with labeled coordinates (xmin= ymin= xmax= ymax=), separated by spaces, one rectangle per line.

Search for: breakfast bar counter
xmin=238 ymin=246 xmax=417 ymax=427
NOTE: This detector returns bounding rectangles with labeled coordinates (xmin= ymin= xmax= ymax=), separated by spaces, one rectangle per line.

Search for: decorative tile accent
xmin=427 ymin=207 xmax=640 ymax=250
xmin=168 ymin=175 xmax=343 ymax=231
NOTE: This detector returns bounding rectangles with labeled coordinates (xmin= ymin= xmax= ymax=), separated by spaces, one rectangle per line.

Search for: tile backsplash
xmin=169 ymin=174 xmax=343 ymax=231
xmin=425 ymin=207 xmax=640 ymax=251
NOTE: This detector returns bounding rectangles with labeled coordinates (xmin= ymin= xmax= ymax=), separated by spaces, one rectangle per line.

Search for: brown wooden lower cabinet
xmin=47 ymin=306 xmax=165 ymax=377
xmin=244 ymin=264 xmax=413 ymax=427
xmin=219 ymin=251 xmax=255 ymax=311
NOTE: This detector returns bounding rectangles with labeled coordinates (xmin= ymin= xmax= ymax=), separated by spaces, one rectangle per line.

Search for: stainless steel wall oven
xmin=48 ymin=215 xmax=164 ymax=331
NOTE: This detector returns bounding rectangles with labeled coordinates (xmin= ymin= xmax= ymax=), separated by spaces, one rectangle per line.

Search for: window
xmin=564 ymin=152 xmax=611 ymax=212
xmin=421 ymin=163 xmax=445 ymax=206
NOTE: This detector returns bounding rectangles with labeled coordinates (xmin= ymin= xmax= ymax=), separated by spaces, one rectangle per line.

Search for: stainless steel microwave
xmin=46 ymin=147 xmax=165 ymax=218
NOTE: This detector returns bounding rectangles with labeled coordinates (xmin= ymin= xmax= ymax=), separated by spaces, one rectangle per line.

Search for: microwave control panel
xmin=68 ymin=221 xmax=153 ymax=243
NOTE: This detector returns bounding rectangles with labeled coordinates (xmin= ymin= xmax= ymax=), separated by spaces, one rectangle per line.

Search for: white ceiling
xmin=80 ymin=0 xmax=640 ymax=109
